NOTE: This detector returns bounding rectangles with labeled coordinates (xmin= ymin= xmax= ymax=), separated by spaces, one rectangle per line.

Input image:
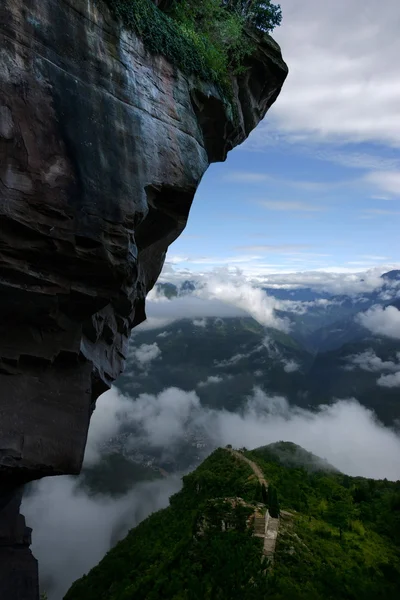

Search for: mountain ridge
xmin=64 ymin=442 xmax=400 ymax=600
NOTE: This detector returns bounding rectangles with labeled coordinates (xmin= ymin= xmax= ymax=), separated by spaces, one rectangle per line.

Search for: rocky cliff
xmin=0 ymin=0 xmax=287 ymax=596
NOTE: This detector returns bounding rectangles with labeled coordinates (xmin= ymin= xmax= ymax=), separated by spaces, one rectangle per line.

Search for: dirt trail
xmin=225 ymin=447 xmax=279 ymax=562
xmin=228 ymin=449 xmax=268 ymax=488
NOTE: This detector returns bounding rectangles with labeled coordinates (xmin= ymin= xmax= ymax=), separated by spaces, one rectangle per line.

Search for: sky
xmin=168 ymin=0 xmax=400 ymax=277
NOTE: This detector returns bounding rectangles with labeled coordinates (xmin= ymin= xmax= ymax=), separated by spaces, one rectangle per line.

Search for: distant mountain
xmin=155 ymin=280 xmax=197 ymax=298
xmin=65 ymin=444 xmax=400 ymax=600
xmin=154 ymin=270 xmax=400 ymax=354
xmin=156 ymin=282 xmax=178 ymax=298
xmin=263 ymin=286 xmax=327 ymax=302
xmin=117 ymin=317 xmax=312 ymax=412
xmin=115 ymin=305 xmax=399 ymax=427
xmin=301 ymin=313 xmax=368 ymax=352
xmin=381 ymin=270 xmax=400 ymax=282
xmin=306 ymin=336 xmax=400 ymax=425
xmin=101 ymin=273 xmax=400 ymax=488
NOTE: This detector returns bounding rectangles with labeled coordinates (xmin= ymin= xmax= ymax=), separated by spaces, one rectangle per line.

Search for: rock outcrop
xmin=0 ymin=0 xmax=287 ymax=596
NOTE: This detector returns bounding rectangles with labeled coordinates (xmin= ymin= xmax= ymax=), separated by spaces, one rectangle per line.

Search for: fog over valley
xmin=23 ymin=267 xmax=400 ymax=599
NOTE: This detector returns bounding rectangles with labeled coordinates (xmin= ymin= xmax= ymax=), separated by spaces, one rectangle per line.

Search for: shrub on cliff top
xmin=105 ymin=0 xmax=212 ymax=80
xmin=222 ymin=0 xmax=282 ymax=32
xmin=104 ymin=0 xmax=282 ymax=90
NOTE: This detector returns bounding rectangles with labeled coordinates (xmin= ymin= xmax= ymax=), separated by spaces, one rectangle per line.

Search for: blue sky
xmin=167 ymin=0 xmax=400 ymax=278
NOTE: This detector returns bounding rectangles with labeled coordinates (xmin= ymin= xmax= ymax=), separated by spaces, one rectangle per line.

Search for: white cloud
xmin=365 ymin=170 xmax=400 ymax=197
xmin=363 ymin=208 xmax=400 ymax=216
xmin=247 ymin=0 xmax=400 ymax=147
xmin=195 ymin=269 xmax=290 ymax=332
xmin=205 ymin=389 xmax=400 ymax=479
xmin=193 ymin=318 xmax=207 ymax=327
xmin=83 ymin=391 xmax=134 ymax=466
xmin=86 ymin=387 xmax=202 ymax=459
xmin=197 ymin=375 xmax=224 ymax=387
xmin=260 ymin=267 xmax=392 ymax=295
xmin=140 ymin=269 xmax=290 ymax=332
xmin=360 ymin=255 xmax=392 ymax=261
xmin=86 ymin=387 xmax=400 ymax=482
xmin=346 ymin=349 xmax=400 ymax=373
xmin=214 ymin=353 xmax=247 ymax=367
xmin=222 ymin=171 xmax=271 ymax=183
xmin=283 ymin=360 xmax=300 ymax=373
xmin=127 ymin=388 xmax=201 ymax=448
xmin=168 ymin=254 xmax=264 ymax=266
xmin=261 ymin=336 xmax=299 ymax=373
xmin=377 ymin=372 xmax=400 ymax=387
xmin=22 ymin=474 xmax=181 ymax=600
xmin=136 ymin=296 xmax=247 ymax=331
xmin=235 ymin=244 xmax=312 ymax=253
xmin=159 ymin=264 xmax=400 ymax=300
xmin=316 ymin=150 xmax=400 ymax=172
xmin=130 ymin=343 xmax=161 ymax=368
xmin=157 ymin=330 xmax=170 ymax=338
xmin=259 ymin=200 xmax=325 ymax=212
xmin=24 ymin=384 xmax=400 ymax=598
xmin=357 ymin=305 xmax=400 ymax=339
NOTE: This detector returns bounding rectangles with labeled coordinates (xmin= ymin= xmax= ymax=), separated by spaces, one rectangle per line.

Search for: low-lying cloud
xmin=377 ymin=371 xmax=400 ymax=388
xmin=137 ymin=295 xmax=247 ymax=331
xmin=283 ymin=360 xmax=300 ymax=373
xmin=94 ymin=386 xmax=400 ymax=481
xmin=23 ymin=384 xmax=400 ymax=598
xmin=160 ymin=264 xmax=400 ymax=298
xmin=357 ymin=305 xmax=400 ymax=339
xmin=23 ymin=474 xmax=181 ymax=600
xmin=197 ymin=375 xmax=224 ymax=387
xmin=140 ymin=269 xmax=290 ymax=333
xmin=346 ymin=349 xmax=400 ymax=373
xmin=129 ymin=343 xmax=162 ymax=368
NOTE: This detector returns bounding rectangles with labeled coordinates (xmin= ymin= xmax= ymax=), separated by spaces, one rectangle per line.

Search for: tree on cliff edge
xmin=168 ymin=0 xmax=282 ymax=33
xmin=222 ymin=0 xmax=282 ymax=32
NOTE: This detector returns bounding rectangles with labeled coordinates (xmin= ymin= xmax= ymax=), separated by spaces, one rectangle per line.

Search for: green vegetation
xmin=65 ymin=449 xmax=266 ymax=600
xmin=65 ymin=444 xmax=400 ymax=600
xmin=104 ymin=0 xmax=282 ymax=93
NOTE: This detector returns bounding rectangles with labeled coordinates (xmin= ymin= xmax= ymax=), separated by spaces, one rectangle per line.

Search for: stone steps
xmin=264 ymin=516 xmax=280 ymax=558
xmin=253 ymin=515 xmax=265 ymax=535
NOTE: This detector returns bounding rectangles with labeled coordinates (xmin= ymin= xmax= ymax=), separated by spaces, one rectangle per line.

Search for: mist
xmin=22 ymin=383 xmax=400 ymax=598
xmin=23 ymin=472 xmax=182 ymax=600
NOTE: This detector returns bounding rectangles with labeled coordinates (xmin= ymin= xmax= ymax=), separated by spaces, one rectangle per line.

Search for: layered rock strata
xmin=0 ymin=0 xmax=287 ymax=596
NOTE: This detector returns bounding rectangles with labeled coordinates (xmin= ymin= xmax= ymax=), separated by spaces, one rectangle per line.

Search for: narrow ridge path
xmin=225 ymin=447 xmax=279 ymax=563
xmin=228 ymin=449 xmax=268 ymax=488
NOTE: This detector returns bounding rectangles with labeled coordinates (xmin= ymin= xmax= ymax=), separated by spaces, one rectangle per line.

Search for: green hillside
xmin=65 ymin=444 xmax=400 ymax=600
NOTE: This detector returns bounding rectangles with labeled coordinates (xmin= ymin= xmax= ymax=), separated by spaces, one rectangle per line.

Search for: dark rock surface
xmin=0 ymin=0 xmax=287 ymax=596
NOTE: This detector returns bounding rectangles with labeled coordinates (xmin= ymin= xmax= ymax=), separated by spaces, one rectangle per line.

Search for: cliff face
xmin=0 ymin=0 xmax=287 ymax=595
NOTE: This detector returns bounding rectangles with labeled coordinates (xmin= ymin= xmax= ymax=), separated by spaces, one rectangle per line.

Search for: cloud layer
xmin=251 ymin=0 xmax=400 ymax=147
xmin=70 ymin=385 xmax=400 ymax=483
xmin=357 ymin=305 xmax=400 ymax=339
xmin=141 ymin=269 xmax=290 ymax=332
xmin=23 ymin=474 xmax=181 ymax=600
xmin=160 ymin=265 xmax=398 ymax=297
xmin=23 ymin=384 xmax=400 ymax=598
